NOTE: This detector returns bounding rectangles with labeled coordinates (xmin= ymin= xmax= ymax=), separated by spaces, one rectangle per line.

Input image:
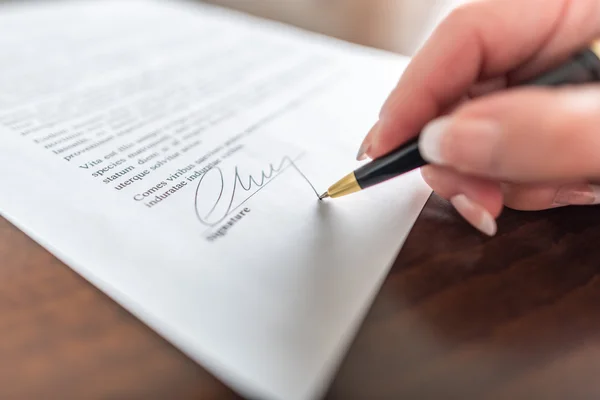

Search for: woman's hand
xmin=358 ymin=0 xmax=600 ymax=236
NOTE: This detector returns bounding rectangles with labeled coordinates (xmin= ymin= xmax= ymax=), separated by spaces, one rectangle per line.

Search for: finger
xmin=356 ymin=96 xmax=468 ymax=161
xmin=502 ymin=182 xmax=600 ymax=210
xmin=422 ymin=166 xmax=600 ymax=233
xmin=360 ymin=0 xmax=600 ymax=159
xmin=418 ymin=86 xmax=600 ymax=182
xmin=421 ymin=165 xmax=504 ymax=217
xmin=509 ymin=0 xmax=600 ymax=83
xmin=421 ymin=166 xmax=503 ymax=236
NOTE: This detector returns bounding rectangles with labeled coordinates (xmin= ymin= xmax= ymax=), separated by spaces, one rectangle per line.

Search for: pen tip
xmin=319 ymin=192 xmax=330 ymax=200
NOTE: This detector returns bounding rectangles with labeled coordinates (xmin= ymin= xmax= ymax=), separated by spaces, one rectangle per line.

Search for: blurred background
xmin=0 ymin=0 xmax=466 ymax=56
xmin=203 ymin=0 xmax=466 ymax=56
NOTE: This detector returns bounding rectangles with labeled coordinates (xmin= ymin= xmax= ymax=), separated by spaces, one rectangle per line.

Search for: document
xmin=0 ymin=1 xmax=431 ymax=399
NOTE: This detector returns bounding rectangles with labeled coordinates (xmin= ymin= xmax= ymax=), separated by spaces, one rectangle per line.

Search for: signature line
xmin=225 ymin=155 xmax=317 ymax=219
xmin=196 ymin=153 xmax=319 ymax=230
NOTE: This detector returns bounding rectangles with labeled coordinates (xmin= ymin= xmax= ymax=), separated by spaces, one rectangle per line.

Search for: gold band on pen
xmin=322 ymin=172 xmax=361 ymax=199
xmin=591 ymin=40 xmax=600 ymax=59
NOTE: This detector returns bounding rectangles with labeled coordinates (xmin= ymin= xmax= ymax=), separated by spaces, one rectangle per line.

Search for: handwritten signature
xmin=194 ymin=155 xmax=319 ymax=227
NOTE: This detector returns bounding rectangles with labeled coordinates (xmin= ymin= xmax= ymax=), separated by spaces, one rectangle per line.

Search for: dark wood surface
xmin=2 ymin=193 xmax=600 ymax=399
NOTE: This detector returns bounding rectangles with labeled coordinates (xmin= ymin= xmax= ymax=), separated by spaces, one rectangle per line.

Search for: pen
xmin=319 ymin=40 xmax=600 ymax=200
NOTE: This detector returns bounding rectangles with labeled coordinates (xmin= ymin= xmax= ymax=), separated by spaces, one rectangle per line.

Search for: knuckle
xmin=443 ymin=0 xmax=491 ymax=32
xmin=444 ymin=4 xmax=476 ymax=27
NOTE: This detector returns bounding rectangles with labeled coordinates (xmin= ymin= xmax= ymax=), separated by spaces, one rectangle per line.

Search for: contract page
xmin=0 ymin=1 xmax=431 ymax=399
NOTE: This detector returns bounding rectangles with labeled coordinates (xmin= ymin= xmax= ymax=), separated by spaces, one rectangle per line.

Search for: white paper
xmin=0 ymin=1 xmax=431 ymax=399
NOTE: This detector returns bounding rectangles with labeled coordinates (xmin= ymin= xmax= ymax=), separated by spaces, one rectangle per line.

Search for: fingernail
xmin=420 ymin=165 xmax=434 ymax=182
xmin=420 ymin=165 xmax=439 ymax=188
xmin=356 ymin=121 xmax=380 ymax=161
xmin=450 ymin=194 xmax=497 ymax=236
xmin=418 ymin=117 xmax=449 ymax=164
xmin=553 ymin=184 xmax=600 ymax=206
xmin=418 ymin=117 xmax=501 ymax=168
xmin=356 ymin=139 xmax=371 ymax=161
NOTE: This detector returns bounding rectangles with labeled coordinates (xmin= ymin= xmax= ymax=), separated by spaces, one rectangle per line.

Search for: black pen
xmin=319 ymin=40 xmax=600 ymax=200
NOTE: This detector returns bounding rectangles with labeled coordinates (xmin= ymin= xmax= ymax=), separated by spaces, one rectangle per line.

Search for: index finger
xmin=365 ymin=0 xmax=600 ymax=159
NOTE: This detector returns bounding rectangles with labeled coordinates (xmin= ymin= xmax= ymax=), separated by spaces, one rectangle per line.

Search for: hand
xmin=358 ymin=0 xmax=600 ymax=236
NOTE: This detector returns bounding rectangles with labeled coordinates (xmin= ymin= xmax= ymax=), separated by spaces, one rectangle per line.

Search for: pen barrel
xmin=524 ymin=48 xmax=600 ymax=86
xmin=354 ymin=138 xmax=425 ymax=190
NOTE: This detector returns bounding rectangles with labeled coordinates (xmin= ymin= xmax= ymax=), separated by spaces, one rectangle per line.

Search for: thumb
xmin=416 ymin=85 xmax=600 ymax=182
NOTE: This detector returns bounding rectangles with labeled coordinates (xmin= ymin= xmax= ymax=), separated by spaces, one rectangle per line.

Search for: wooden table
xmin=3 ymin=1 xmax=600 ymax=398
xmin=2 ymin=194 xmax=600 ymax=399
